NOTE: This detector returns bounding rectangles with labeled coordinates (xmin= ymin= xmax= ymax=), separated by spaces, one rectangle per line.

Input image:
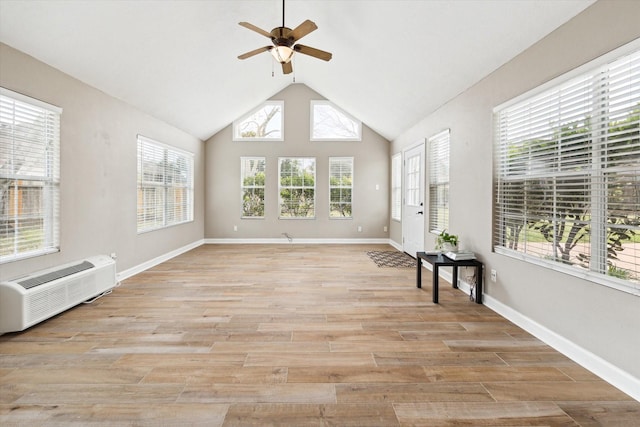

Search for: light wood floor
xmin=1 ymin=244 xmax=638 ymax=426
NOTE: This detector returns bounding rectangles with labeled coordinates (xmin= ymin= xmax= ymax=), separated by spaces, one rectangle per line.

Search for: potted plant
xmin=436 ymin=230 xmax=458 ymax=252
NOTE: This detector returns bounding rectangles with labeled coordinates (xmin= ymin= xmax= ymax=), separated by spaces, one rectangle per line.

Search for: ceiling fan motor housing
xmin=270 ymin=27 xmax=294 ymax=47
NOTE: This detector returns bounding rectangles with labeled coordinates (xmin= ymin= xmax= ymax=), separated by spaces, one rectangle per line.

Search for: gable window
xmin=137 ymin=135 xmax=194 ymax=233
xmin=241 ymin=157 xmax=266 ymax=218
xmin=0 ymin=88 xmax=61 ymax=263
xmin=279 ymin=157 xmax=315 ymax=218
xmin=391 ymin=153 xmax=402 ymax=221
xmin=310 ymin=100 xmax=362 ymax=141
xmin=233 ymin=101 xmax=284 ymax=141
xmin=428 ymin=129 xmax=450 ymax=233
xmin=329 ymin=157 xmax=353 ymax=218
xmin=494 ymin=43 xmax=640 ymax=293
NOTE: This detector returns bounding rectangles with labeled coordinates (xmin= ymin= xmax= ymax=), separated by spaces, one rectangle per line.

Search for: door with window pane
xmin=402 ymin=142 xmax=425 ymax=257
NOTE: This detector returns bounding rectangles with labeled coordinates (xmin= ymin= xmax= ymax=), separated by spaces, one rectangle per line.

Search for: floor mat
xmin=366 ymin=251 xmax=416 ymax=268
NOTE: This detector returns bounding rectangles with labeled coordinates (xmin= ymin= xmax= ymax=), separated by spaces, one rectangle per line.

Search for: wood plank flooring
xmin=1 ymin=244 xmax=638 ymax=426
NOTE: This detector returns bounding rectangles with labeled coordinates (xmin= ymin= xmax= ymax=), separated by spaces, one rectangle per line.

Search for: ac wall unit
xmin=0 ymin=255 xmax=116 ymax=334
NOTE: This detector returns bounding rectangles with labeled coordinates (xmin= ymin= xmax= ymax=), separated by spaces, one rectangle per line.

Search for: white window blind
xmin=391 ymin=153 xmax=402 ymax=221
xmin=241 ymin=157 xmax=266 ymax=218
xmin=494 ymin=45 xmax=640 ymax=292
xmin=278 ymin=157 xmax=315 ymax=218
xmin=0 ymin=88 xmax=61 ymax=262
xmin=428 ymin=129 xmax=450 ymax=233
xmin=329 ymin=157 xmax=353 ymax=218
xmin=137 ymin=135 xmax=193 ymax=233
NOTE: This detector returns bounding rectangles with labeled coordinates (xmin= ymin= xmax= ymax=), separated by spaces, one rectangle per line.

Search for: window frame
xmin=240 ymin=156 xmax=266 ymax=219
xmin=329 ymin=157 xmax=354 ymax=219
xmin=137 ymin=135 xmax=194 ymax=234
xmin=391 ymin=153 xmax=402 ymax=222
xmin=0 ymin=88 xmax=62 ymax=263
xmin=278 ymin=157 xmax=316 ymax=219
xmin=233 ymin=101 xmax=284 ymax=142
xmin=310 ymin=100 xmax=362 ymax=141
xmin=428 ymin=129 xmax=450 ymax=234
xmin=493 ymin=39 xmax=640 ymax=295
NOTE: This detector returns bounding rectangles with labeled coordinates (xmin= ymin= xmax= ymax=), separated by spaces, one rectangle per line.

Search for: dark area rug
xmin=366 ymin=251 xmax=415 ymax=268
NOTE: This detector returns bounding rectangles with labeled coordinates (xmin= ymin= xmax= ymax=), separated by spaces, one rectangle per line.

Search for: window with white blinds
xmin=137 ymin=135 xmax=193 ymax=233
xmin=391 ymin=153 xmax=402 ymax=221
xmin=241 ymin=157 xmax=266 ymax=218
xmin=428 ymin=129 xmax=450 ymax=234
xmin=279 ymin=157 xmax=315 ymax=218
xmin=0 ymin=88 xmax=61 ymax=263
xmin=329 ymin=157 xmax=353 ymax=218
xmin=494 ymin=43 xmax=640 ymax=292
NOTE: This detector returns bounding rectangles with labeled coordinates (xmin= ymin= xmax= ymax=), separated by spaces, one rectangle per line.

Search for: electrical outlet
xmin=491 ymin=269 xmax=497 ymax=282
xmin=233 ymin=225 xmax=238 ymax=232
xmin=357 ymin=225 xmax=362 ymax=232
xmin=383 ymin=226 xmax=388 ymax=232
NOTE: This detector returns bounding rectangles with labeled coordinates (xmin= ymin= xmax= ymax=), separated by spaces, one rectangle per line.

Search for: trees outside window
xmin=279 ymin=158 xmax=315 ymax=218
xmin=233 ymin=101 xmax=283 ymax=141
xmin=241 ymin=157 xmax=266 ymax=218
xmin=311 ymin=101 xmax=361 ymax=141
xmin=494 ymin=46 xmax=640 ymax=289
xmin=329 ymin=157 xmax=353 ymax=218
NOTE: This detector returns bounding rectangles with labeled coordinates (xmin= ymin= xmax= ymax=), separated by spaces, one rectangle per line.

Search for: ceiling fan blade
xmin=289 ymin=19 xmax=317 ymax=42
xmin=238 ymin=46 xmax=272 ymax=60
xmin=294 ymin=44 xmax=332 ymax=61
xmin=282 ymin=61 xmax=293 ymax=74
xmin=239 ymin=22 xmax=273 ymax=39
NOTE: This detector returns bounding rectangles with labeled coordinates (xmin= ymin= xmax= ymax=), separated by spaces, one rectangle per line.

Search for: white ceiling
xmin=0 ymin=0 xmax=595 ymax=141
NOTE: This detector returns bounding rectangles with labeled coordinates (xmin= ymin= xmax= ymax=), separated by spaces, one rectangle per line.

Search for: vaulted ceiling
xmin=0 ymin=0 xmax=595 ymax=141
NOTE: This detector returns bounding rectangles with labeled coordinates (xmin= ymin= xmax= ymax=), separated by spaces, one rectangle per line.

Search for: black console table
xmin=416 ymin=252 xmax=483 ymax=304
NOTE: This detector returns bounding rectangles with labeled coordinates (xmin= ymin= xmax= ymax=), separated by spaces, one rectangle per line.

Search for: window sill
xmin=495 ymin=247 xmax=640 ymax=297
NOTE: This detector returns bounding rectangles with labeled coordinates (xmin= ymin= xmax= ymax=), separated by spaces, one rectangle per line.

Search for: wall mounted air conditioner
xmin=0 ymin=255 xmax=116 ymax=334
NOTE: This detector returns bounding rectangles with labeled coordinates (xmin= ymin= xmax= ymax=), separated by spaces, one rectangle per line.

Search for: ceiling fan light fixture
xmin=271 ymin=45 xmax=294 ymax=64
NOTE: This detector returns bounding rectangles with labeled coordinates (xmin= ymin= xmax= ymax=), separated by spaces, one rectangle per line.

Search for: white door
xmin=402 ymin=142 xmax=425 ymax=257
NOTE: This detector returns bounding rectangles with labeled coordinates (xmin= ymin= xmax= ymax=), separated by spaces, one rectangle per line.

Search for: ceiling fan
xmin=237 ymin=0 xmax=332 ymax=74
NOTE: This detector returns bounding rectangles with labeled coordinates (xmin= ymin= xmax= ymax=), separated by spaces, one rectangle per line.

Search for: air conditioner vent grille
xmin=17 ymin=261 xmax=95 ymax=289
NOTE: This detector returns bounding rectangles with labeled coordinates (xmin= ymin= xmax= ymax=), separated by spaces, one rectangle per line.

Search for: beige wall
xmin=391 ymin=0 xmax=640 ymax=381
xmin=0 ymin=43 xmax=205 ymax=280
xmin=205 ymin=84 xmax=390 ymax=241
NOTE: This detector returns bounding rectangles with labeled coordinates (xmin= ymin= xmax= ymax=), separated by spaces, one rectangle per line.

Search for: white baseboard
xmin=388 ymin=240 xmax=403 ymax=252
xmin=117 ymin=239 xmax=204 ymax=282
xmin=483 ymin=294 xmax=640 ymax=402
xmin=205 ymin=238 xmax=392 ymax=245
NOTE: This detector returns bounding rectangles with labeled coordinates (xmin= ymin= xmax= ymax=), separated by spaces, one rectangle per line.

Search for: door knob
xmin=417 ymin=211 xmax=423 ymax=215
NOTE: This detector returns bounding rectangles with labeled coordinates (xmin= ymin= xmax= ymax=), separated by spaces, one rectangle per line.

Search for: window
xmin=241 ymin=157 xmax=266 ymax=218
xmin=405 ymin=154 xmax=421 ymax=207
xmin=494 ymin=43 xmax=640 ymax=292
xmin=233 ymin=101 xmax=283 ymax=141
xmin=311 ymin=100 xmax=361 ymax=141
xmin=279 ymin=157 xmax=315 ymax=218
xmin=428 ymin=129 xmax=450 ymax=233
xmin=391 ymin=153 xmax=402 ymax=221
xmin=0 ymin=88 xmax=61 ymax=262
xmin=329 ymin=157 xmax=353 ymax=218
xmin=137 ymin=135 xmax=193 ymax=233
